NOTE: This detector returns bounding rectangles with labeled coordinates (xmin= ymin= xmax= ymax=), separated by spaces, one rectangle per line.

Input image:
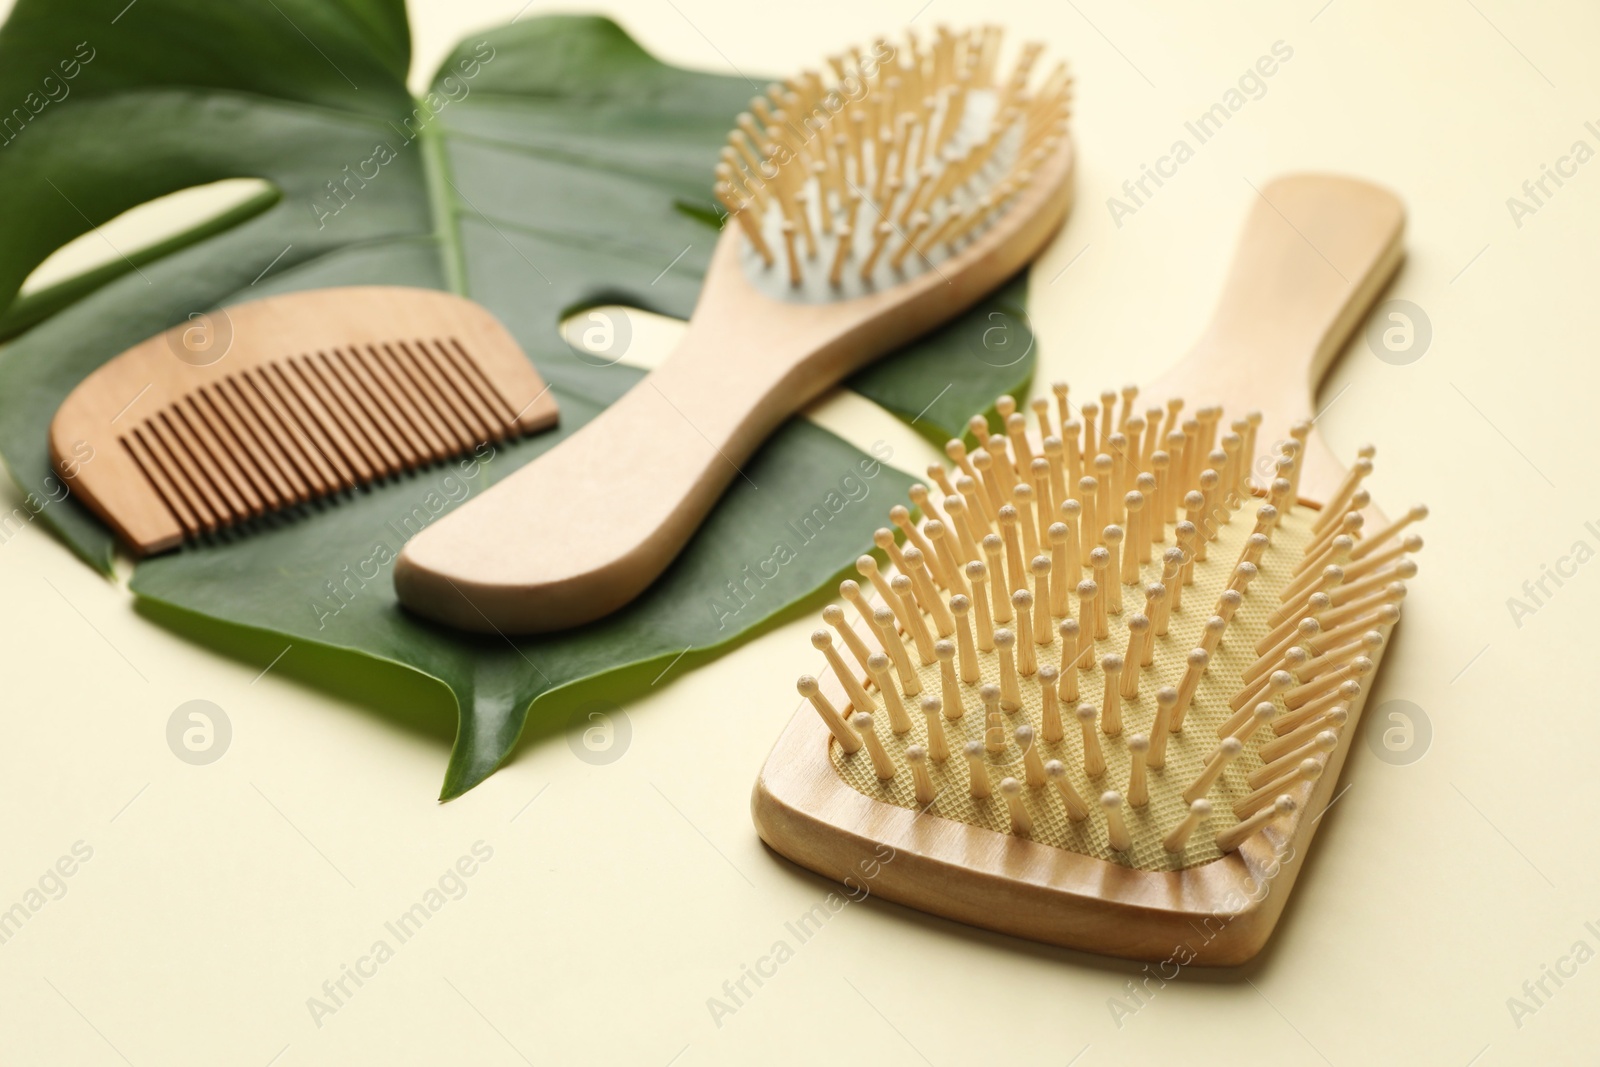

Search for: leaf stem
xmin=416 ymin=105 xmax=468 ymax=295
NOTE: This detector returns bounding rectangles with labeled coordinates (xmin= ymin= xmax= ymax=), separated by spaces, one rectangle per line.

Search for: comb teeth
xmin=714 ymin=25 xmax=1073 ymax=289
xmin=51 ymin=287 xmax=558 ymax=555
xmin=799 ymin=383 xmax=1427 ymax=870
xmin=118 ymin=337 xmax=530 ymax=539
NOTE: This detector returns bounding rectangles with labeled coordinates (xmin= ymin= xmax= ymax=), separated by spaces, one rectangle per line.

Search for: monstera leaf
xmin=0 ymin=1 xmax=1039 ymax=796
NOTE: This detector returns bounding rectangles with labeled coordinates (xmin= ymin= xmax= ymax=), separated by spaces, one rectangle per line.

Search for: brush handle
xmin=396 ymin=281 xmax=846 ymax=632
xmin=395 ymin=125 xmax=1076 ymax=635
xmin=393 ymin=190 xmax=1066 ymax=634
xmin=1146 ymin=174 xmax=1406 ymax=505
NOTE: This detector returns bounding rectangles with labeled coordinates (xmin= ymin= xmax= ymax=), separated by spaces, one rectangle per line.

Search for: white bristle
xmin=719 ymin=27 xmax=1072 ymax=294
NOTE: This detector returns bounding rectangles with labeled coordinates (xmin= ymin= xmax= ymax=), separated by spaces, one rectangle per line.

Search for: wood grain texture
xmin=49 ymin=287 xmax=557 ymax=555
xmin=392 ymin=138 xmax=1077 ymax=635
xmin=752 ymin=174 xmax=1407 ymax=964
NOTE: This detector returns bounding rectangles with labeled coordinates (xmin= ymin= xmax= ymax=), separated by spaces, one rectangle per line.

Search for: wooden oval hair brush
xmin=753 ymin=174 xmax=1423 ymax=964
xmin=394 ymin=26 xmax=1076 ymax=633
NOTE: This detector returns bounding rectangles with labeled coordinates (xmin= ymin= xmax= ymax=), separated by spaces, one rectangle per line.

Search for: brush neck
xmin=1150 ymin=174 xmax=1405 ymax=503
xmin=1193 ymin=175 xmax=1406 ymax=394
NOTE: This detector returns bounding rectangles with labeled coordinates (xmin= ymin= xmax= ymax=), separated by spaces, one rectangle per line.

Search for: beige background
xmin=1 ymin=0 xmax=1595 ymax=1063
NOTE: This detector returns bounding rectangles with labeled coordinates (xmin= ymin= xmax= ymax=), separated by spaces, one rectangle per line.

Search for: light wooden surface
xmin=393 ymin=60 xmax=1075 ymax=634
xmin=3 ymin=2 xmax=1596 ymax=1064
xmin=49 ymin=286 xmax=557 ymax=553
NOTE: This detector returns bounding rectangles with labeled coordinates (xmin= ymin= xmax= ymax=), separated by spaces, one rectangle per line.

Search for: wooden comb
xmin=752 ymin=174 xmax=1423 ymax=964
xmin=393 ymin=27 xmax=1075 ymax=634
xmin=49 ymin=286 xmax=558 ymax=554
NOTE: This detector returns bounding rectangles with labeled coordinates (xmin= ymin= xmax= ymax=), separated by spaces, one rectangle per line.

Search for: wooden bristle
xmin=804 ymin=385 xmax=1424 ymax=869
xmin=717 ymin=27 xmax=1072 ymax=286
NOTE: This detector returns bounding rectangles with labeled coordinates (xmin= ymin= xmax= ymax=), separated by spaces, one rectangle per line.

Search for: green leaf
xmin=0 ymin=3 xmax=1037 ymax=797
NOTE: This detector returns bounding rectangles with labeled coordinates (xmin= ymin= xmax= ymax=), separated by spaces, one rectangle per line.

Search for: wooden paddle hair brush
xmin=753 ymin=174 xmax=1419 ymax=964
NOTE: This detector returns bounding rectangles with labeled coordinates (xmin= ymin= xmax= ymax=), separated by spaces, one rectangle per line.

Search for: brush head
xmin=762 ymin=380 xmax=1425 ymax=959
xmin=714 ymin=26 xmax=1072 ymax=295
